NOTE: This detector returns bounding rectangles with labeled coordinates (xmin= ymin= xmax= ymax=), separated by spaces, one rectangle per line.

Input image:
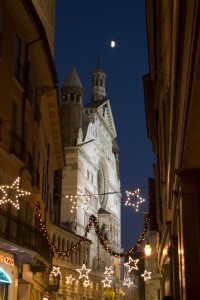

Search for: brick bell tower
xmin=61 ymin=66 xmax=84 ymax=147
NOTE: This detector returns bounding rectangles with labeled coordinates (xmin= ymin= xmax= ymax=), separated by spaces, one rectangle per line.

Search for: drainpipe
xmin=166 ymin=0 xmax=181 ymax=206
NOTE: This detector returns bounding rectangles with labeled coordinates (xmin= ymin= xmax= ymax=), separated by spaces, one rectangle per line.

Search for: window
xmin=10 ymin=99 xmax=24 ymax=160
xmin=27 ymin=62 xmax=34 ymax=104
xmin=11 ymin=100 xmax=20 ymax=134
xmin=13 ymin=34 xmax=25 ymax=85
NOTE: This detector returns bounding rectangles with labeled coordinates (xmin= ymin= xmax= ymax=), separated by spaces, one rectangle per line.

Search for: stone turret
xmin=61 ymin=66 xmax=83 ymax=147
xmin=91 ymin=55 xmax=106 ymax=101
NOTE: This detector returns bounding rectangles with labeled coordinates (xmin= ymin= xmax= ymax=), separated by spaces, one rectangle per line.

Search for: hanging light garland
xmin=35 ymin=202 xmax=150 ymax=258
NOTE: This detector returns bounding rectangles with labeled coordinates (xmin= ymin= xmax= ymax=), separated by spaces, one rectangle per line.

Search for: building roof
xmin=62 ymin=66 xmax=83 ymax=89
xmin=84 ymin=99 xmax=108 ymax=109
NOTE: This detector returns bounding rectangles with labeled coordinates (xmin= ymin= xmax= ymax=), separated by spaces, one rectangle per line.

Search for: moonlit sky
xmin=54 ymin=0 xmax=155 ymax=250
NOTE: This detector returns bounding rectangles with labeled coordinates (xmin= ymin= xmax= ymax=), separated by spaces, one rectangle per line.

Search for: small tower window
xmin=100 ymin=79 xmax=103 ymax=86
xmin=96 ymin=79 xmax=98 ymax=86
xmin=69 ymin=93 xmax=74 ymax=102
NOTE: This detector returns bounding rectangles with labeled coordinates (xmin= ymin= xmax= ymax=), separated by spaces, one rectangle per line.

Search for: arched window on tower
xmin=96 ymin=78 xmax=98 ymax=86
xmin=69 ymin=93 xmax=75 ymax=102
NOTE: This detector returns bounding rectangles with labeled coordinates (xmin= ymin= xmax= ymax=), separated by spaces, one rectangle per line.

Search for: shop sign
xmin=0 ymin=255 xmax=14 ymax=266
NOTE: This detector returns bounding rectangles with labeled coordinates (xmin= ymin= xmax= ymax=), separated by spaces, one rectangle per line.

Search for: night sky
xmin=54 ymin=0 xmax=155 ymax=251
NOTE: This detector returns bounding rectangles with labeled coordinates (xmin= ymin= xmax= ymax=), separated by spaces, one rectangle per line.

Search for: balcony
xmin=0 ymin=207 xmax=51 ymax=265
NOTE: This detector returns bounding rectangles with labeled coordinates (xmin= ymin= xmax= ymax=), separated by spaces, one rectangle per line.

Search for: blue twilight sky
xmin=54 ymin=0 xmax=155 ymax=250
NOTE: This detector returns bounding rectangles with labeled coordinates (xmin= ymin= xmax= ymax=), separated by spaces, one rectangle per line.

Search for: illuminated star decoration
xmin=141 ymin=270 xmax=152 ymax=281
xmin=0 ymin=177 xmax=30 ymax=209
xmin=102 ymin=277 xmax=112 ymax=288
xmin=104 ymin=266 xmax=114 ymax=276
xmin=123 ymin=278 xmax=133 ymax=288
xmin=124 ymin=257 xmax=139 ymax=272
xmin=76 ymin=264 xmax=91 ymax=279
xmin=65 ymin=274 xmax=75 ymax=285
xmin=125 ymin=188 xmax=145 ymax=212
xmin=83 ymin=280 xmax=90 ymax=287
xmin=51 ymin=266 xmax=61 ymax=277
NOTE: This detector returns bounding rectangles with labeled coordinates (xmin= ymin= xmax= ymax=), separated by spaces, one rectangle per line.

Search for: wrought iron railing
xmin=0 ymin=207 xmax=51 ymax=263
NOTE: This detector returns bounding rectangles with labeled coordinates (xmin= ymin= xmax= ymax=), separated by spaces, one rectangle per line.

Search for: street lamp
xmin=144 ymin=243 xmax=152 ymax=256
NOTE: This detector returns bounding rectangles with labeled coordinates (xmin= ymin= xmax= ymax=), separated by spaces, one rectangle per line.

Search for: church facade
xmin=60 ymin=62 xmax=122 ymax=271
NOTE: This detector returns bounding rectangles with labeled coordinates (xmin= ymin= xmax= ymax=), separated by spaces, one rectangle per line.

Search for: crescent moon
xmin=111 ymin=41 xmax=115 ymax=48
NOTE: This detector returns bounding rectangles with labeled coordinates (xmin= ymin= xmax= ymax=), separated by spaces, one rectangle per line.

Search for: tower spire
xmin=97 ymin=52 xmax=100 ymax=69
xmin=91 ymin=56 xmax=106 ymax=101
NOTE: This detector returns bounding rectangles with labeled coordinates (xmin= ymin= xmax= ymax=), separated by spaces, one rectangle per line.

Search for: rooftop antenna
xmin=97 ymin=52 xmax=100 ymax=68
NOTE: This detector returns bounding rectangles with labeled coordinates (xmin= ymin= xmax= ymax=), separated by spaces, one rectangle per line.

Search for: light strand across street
xmin=35 ymin=201 xmax=150 ymax=258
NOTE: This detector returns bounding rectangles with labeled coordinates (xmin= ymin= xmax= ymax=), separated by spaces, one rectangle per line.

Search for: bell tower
xmin=91 ymin=54 xmax=106 ymax=101
xmin=61 ymin=66 xmax=84 ymax=147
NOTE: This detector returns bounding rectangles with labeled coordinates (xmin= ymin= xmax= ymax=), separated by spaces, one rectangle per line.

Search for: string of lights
xmin=35 ymin=201 xmax=150 ymax=258
xmin=0 ymin=178 xmax=147 ymax=213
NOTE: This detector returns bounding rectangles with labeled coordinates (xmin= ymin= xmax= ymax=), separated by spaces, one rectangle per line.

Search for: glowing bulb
xmin=144 ymin=243 xmax=152 ymax=256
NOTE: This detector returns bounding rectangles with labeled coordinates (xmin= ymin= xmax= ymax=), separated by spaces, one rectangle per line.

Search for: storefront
xmin=0 ymin=250 xmax=15 ymax=299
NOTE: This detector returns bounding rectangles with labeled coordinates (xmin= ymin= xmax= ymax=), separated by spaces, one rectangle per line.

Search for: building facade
xmin=144 ymin=0 xmax=200 ymax=299
xmin=0 ymin=0 xmax=63 ymax=299
xmin=53 ymin=63 xmax=122 ymax=298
